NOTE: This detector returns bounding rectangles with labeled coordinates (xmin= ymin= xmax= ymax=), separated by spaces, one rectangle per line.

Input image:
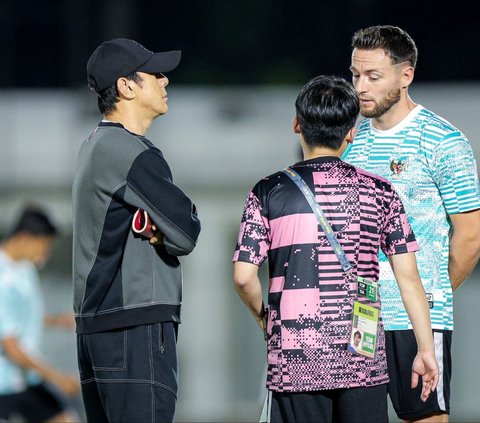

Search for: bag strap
xmin=282 ymin=167 xmax=352 ymax=273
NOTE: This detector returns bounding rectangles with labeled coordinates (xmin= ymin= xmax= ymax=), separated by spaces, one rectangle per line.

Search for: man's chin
xmin=157 ymin=106 xmax=168 ymax=116
xmin=360 ymin=107 xmax=378 ymax=118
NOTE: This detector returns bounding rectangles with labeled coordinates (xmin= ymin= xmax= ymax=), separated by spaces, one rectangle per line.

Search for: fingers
xmin=56 ymin=374 xmax=80 ymax=397
xmin=417 ymin=371 xmax=439 ymax=402
xmin=149 ymin=236 xmax=164 ymax=245
xmin=149 ymin=225 xmax=165 ymax=245
xmin=411 ymin=371 xmax=419 ymax=389
xmin=149 ymin=225 xmax=157 ymax=243
xmin=420 ymin=384 xmax=429 ymax=402
xmin=428 ymin=372 xmax=439 ymax=396
xmin=411 ymin=352 xmax=439 ymax=402
xmin=420 ymin=376 xmax=434 ymax=402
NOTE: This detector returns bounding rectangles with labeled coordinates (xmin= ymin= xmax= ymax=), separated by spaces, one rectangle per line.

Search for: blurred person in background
xmin=73 ymin=38 xmax=201 ymax=422
xmin=0 ymin=205 xmax=79 ymax=423
xmin=344 ymin=25 xmax=480 ymax=422
xmin=233 ymin=75 xmax=438 ymax=423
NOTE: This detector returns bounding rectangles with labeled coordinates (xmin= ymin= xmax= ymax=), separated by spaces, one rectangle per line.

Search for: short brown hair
xmin=352 ymin=25 xmax=418 ymax=68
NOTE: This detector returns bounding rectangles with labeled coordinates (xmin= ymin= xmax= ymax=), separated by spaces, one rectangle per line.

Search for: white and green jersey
xmin=343 ymin=105 xmax=480 ymax=331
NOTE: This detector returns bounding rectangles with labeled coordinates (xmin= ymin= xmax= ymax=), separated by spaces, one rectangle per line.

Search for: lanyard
xmin=282 ymin=167 xmax=352 ymax=273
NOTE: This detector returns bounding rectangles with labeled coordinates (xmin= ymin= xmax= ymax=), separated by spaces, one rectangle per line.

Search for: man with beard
xmin=343 ymin=25 xmax=480 ymax=422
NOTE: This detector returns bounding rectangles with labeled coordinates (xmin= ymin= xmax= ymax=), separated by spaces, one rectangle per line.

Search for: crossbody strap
xmin=282 ymin=167 xmax=352 ymax=273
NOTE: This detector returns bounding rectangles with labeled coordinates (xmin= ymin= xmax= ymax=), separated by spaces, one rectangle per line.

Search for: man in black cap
xmin=73 ymin=38 xmax=201 ymax=422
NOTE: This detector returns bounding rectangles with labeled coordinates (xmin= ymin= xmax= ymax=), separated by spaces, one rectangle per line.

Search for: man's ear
xmin=293 ymin=116 xmax=301 ymax=134
xmin=116 ymin=77 xmax=136 ymax=99
xmin=345 ymin=127 xmax=356 ymax=144
xmin=401 ymin=65 xmax=414 ymax=89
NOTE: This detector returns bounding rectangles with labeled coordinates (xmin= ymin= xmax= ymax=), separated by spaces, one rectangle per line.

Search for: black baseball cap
xmin=87 ymin=38 xmax=181 ymax=92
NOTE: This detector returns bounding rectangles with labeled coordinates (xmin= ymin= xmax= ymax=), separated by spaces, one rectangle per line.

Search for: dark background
xmin=1 ymin=0 xmax=478 ymax=88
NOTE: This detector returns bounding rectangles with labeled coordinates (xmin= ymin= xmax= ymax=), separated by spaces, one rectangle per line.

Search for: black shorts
xmin=385 ymin=329 xmax=452 ymax=420
xmin=262 ymin=384 xmax=388 ymax=423
xmin=0 ymin=382 xmax=68 ymax=423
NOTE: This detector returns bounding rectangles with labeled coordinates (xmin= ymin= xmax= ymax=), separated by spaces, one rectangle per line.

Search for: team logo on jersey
xmin=426 ymin=293 xmax=434 ymax=309
xmin=390 ymin=158 xmax=408 ymax=176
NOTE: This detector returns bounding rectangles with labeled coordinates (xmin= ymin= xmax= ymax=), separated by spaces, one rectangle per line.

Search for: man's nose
xmin=159 ymin=75 xmax=169 ymax=87
xmin=354 ymin=76 xmax=367 ymax=93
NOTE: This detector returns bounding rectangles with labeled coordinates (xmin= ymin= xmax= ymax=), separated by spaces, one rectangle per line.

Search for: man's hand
xmin=149 ymin=225 xmax=165 ymax=245
xmin=1 ymin=336 xmax=80 ymax=397
xmin=49 ymin=370 xmax=80 ymax=397
xmin=44 ymin=313 xmax=75 ymax=330
xmin=411 ymin=350 xmax=439 ymax=402
xmin=255 ymin=317 xmax=264 ymax=331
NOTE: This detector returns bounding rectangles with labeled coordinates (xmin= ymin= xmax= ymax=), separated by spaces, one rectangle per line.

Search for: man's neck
xmin=104 ymin=110 xmax=153 ymax=136
xmin=0 ymin=240 xmax=21 ymax=262
xmin=302 ymin=146 xmax=341 ymax=161
xmin=371 ymin=96 xmax=417 ymax=131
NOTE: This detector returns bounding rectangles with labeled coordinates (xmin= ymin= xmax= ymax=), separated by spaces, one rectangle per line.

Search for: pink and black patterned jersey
xmin=233 ymin=156 xmax=418 ymax=392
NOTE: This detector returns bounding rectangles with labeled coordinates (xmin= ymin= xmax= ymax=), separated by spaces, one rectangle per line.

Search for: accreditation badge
xmin=348 ymin=301 xmax=379 ymax=359
xmin=357 ymin=276 xmax=378 ymax=302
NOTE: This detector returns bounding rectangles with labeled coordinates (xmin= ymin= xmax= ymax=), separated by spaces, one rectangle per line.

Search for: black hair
xmin=9 ymin=206 xmax=58 ymax=237
xmin=354 ymin=331 xmax=362 ymax=338
xmin=295 ymin=75 xmax=359 ymax=150
xmin=92 ymin=71 xmax=143 ymax=115
xmin=352 ymin=25 xmax=418 ymax=68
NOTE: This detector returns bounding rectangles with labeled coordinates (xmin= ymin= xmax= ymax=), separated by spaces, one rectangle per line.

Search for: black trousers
xmin=77 ymin=322 xmax=178 ymax=423
xmin=267 ymin=384 xmax=388 ymax=423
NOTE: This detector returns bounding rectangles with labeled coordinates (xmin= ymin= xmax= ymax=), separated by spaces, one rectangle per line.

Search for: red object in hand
xmin=132 ymin=209 xmax=154 ymax=238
